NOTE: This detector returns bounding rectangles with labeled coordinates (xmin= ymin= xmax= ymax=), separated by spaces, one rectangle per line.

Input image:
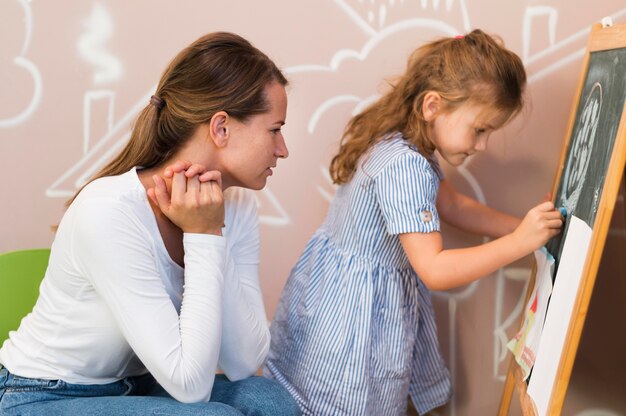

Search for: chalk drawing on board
xmin=560 ymin=82 xmax=603 ymax=215
xmin=0 ymin=0 xmax=42 ymax=129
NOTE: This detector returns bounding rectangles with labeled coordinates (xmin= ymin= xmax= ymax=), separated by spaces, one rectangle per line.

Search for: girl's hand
xmin=147 ymin=171 xmax=224 ymax=235
xmin=512 ymin=201 xmax=564 ymax=253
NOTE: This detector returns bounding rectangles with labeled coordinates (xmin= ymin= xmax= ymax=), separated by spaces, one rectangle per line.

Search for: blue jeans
xmin=0 ymin=367 xmax=301 ymax=416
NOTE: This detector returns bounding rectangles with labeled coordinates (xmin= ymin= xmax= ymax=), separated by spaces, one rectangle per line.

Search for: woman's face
xmin=221 ymin=81 xmax=289 ymax=190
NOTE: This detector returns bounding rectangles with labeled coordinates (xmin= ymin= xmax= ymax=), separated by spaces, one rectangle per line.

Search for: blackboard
xmin=499 ymin=21 xmax=626 ymax=416
xmin=547 ymin=46 xmax=626 ymax=273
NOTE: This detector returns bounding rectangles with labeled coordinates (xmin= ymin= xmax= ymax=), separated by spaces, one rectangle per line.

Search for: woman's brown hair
xmin=329 ymin=29 xmax=526 ymax=184
xmin=68 ymin=31 xmax=287 ymax=205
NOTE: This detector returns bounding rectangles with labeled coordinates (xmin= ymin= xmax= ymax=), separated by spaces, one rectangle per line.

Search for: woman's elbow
xmin=223 ymin=329 xmax=270 ymax=381
xmin=167 ymin=382 xmax=213 ymax=404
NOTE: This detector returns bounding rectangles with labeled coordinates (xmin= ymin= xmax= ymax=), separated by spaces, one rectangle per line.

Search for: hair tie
xmin=150 ymin=95 xmax=165 ymax=110
xmin=454 ymin=35 xmax=464 ymax=39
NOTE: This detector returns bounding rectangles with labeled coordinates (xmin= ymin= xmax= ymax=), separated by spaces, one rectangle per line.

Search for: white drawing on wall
xmin=525 ymin=8 xmax=626 ymax=83
xmin=83 ymin=90 xmax=115 ymax=155
xmin=307 ymin=95 xmax=362 ymax=134
xmin=0 ymin=0 xmax=42 ymax=129
xmin=561 ymin=82 xmax=602 ymax=214
xmin=317 ymin=166 xmax=337 ymax=203
xmin=257 ymin=188 xmax=292 ymax=226
xmin=333 ymin=0 xmax=471 ymax=35
xmin=78 ymin=3 xmax=120 ymax=157
xmin=523 ymin=6 xmax=558 ymax=61
xmin=77 ymin=2 xmax=122 ymax=85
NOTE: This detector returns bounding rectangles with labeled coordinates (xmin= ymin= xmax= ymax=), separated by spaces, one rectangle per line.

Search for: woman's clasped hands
xmin=147 ymin=160 xmax=225 ymax=235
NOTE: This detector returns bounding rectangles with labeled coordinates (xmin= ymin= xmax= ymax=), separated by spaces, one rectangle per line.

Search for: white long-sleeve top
xmin=0 ymin=168 xmax=270 ymax=403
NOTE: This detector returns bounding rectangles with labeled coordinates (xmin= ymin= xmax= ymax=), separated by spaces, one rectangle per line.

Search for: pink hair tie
xmin=454 ymin=35 xmax=464 ymax=39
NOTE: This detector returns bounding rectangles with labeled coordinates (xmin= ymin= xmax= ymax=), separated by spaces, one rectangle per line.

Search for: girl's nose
xmin=475 ymin=135 xmax=488 ymax=151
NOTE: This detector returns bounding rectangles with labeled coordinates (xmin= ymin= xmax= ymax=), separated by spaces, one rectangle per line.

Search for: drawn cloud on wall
xmin=0 ymin=0 xmax=42 ymax=129
xmin=333 ymin=0 xmax=471 ymax=35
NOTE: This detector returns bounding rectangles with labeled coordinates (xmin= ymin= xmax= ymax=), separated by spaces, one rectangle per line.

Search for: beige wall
xmin=1 ymin=1 xmax=624 ymax=414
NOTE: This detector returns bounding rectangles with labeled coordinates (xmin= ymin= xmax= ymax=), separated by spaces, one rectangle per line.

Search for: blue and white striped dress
xmin=265 ymin=133 xmax=452 ymax=415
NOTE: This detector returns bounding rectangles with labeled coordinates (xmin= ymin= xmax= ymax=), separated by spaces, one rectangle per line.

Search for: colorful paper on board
xmin=507 ymin=247 xmax=554 ymax=380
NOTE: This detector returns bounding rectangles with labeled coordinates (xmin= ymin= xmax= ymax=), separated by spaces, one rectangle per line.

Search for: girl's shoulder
xmin=364 ymin=133 xmax=441 ymax=178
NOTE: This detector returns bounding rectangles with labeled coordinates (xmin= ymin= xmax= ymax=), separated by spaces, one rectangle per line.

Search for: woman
xmin=0 ymin=32 xmax=300 ymax=416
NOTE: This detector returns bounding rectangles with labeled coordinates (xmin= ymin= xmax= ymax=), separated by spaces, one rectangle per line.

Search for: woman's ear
xmin=209 ymin=111 xmax=229 ymax=148
xmin=421 ymin=91 xmax=441 ymax=122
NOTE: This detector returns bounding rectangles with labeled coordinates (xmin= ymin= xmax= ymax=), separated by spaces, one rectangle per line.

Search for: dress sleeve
xmin=70 ymin=198 xmax=225 ymax=403
xmin=218 ymin=189 xmax=270 ymax=379
xmin=374 ymin=152 xmax=441 ymax=235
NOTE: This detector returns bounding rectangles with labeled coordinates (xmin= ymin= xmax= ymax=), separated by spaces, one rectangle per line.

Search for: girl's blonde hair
xmin=330 ymin=29 xmax=526 ymax=184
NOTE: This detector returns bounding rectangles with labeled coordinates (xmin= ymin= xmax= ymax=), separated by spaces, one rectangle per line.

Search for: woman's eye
xmin=475 ymin=128 xmax=486 ymax=135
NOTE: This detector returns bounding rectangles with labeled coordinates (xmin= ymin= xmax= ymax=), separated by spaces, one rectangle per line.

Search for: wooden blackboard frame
xmin=499 ymin=21 xmax=626 ymax=416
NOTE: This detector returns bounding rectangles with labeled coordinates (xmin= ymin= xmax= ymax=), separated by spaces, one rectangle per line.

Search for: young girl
xmin=265 ymin=30 xmax=563 ymax=415
xmin=0 ymin=32 xmax=299 ymax=416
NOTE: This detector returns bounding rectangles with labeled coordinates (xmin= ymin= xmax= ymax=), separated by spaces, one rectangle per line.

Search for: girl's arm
xmin=400 ymin=201 xmax=563 ymax=290
xmin=436 ymin=179 xmax=520 ymax=238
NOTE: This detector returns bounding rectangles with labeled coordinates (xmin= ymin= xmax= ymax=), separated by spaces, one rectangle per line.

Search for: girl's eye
xmin=271 ymin=128 xmax=282 ymax=135
xmin=475 ymin=128 xmax=486 ymax=135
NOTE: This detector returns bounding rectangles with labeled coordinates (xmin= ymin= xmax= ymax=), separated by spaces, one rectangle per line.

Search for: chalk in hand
xmin=558 ymin=207 xmax=567 ymax=217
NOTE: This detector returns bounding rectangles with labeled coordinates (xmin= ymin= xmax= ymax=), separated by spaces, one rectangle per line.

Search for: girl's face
xmin=221 ymin=81 xmax=289 ymax=190
xmin=428 ymin=101 xmax=510 ymax=166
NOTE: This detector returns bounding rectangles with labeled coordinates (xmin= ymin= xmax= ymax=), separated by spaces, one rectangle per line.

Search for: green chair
xmin=0 ymin=248 xmax=50 ymax=344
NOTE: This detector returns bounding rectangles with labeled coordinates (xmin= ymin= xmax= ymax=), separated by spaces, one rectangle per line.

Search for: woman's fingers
xmin=198 ymin=170 xmax=222 ymax=186
xmin=184 ymin=164 xmax=207 ymax=178
xmin=152 ymin=175 xmax=171 ymax=211
xmin=171 ymin=171 xmax=187 ymax=203
xmin=163 ymin=160 xmax=192 ymax=178
xmin=186 ymin=174 xmax=201 ymax=201
xmin=162 ymin=161 xmax=219 ymax=184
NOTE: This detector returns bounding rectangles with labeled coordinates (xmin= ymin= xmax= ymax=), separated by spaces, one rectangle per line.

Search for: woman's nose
xmin=276 ymin=135 xmax=289 ymax=158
